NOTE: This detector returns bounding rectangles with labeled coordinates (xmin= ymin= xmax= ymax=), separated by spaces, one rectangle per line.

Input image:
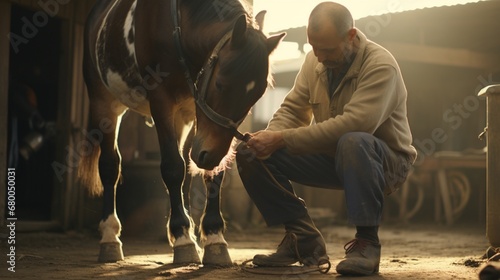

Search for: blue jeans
xmin=236 ymin=132 xmax=412 ymax=227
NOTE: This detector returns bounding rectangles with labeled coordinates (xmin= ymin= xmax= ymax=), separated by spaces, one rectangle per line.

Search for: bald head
xmin=308 ymin=2 xmax=354 ymax=37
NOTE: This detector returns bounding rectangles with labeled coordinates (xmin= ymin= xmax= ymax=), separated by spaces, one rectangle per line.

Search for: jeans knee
xmin=337 ymin=132 xmax=373 ymax=156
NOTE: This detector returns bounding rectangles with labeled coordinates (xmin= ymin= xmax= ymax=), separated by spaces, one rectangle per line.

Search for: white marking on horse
xmin=123 ymin=1 xmax=137 ymax=61
xmin=99 ymin=213 xmax=122 ymax=243
xmin=203 ymin=232 xmax=228 ymax=246
xmin=106 ymin=70 xmax=131 ymax=93
xmin=105 ymin=70 xmax=148 ymax=112
xmin=173 ymin=235 xmax=195 ymax=247
xmin=171 ymin=227 xmax=201 ymax=255
xmin=246 ymin=80 xmax=256 ymax=93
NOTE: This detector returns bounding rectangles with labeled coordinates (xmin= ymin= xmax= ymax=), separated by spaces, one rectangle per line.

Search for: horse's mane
xmin=182 ymin=0 xmax=269 ymax=82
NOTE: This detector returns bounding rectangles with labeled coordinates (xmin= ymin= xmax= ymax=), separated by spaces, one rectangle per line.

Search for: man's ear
xmin=348 ymin=28 xmax=357 ymax=41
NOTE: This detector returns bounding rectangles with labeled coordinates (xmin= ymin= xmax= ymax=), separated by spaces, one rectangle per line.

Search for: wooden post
xmin=478 ymin=84 xmax=500 ymax=247
xmin=0 ymin=0 xmax=12 ymax=227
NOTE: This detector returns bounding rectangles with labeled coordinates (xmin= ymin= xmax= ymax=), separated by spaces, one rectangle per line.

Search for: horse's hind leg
xmin=201 ymin=172 xmax=233 ymax=266
xmin=86 ymin=91 xmax=127 ymax=263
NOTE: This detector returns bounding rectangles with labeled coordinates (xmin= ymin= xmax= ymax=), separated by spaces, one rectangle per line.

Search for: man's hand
xmin=246 ymin=130 xmax=285 ymax=159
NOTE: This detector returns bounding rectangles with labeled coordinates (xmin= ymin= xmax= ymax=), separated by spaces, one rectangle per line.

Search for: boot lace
xmin=344 ymin=238 xmax=369 ymax=254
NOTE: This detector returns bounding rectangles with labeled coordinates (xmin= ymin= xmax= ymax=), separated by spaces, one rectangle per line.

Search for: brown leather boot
xmin=253 ymin=214 xmax=329 ymax=266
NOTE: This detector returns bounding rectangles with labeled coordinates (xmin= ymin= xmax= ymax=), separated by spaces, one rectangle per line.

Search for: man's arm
xmin=266 ymin=53 xmax=315 ymax=131
xmin=282 ymin=64 xmax=401 ymax=154
xmin=246 ymin=52 xmax=316 ymax=158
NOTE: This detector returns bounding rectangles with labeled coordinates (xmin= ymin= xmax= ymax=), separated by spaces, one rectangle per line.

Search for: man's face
xmin=307 ymin=24 xmax=354 ymax=69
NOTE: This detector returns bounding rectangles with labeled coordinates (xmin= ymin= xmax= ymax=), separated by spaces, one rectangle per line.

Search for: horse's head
xmin=191 ymin=12 xmax=285 ymax=170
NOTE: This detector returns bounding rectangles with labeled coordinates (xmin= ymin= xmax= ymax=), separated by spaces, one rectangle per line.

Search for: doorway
xmin=7 ymin=5 xmax=61 ymax=220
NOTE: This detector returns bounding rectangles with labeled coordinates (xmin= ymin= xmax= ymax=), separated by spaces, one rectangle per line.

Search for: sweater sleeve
xmin=282 ymin=64 xmax=400 ymax=154
xmin=266 ymin=55 xmax=314 ymax=131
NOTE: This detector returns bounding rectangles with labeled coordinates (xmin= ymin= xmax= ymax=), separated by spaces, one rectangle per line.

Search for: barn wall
xmin=53 ymin=12 xmax=88 ymax=230
xmin=401 ymin=62 xmax=490 ymax=159
xmin=52 ymin=0 xmax=97 ymax=230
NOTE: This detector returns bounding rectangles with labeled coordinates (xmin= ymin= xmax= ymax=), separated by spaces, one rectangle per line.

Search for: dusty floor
xmin=0 ymin=221 xmax=494 ymax=280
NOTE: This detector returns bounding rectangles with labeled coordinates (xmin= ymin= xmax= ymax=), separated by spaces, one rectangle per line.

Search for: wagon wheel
xmin=446 ymin=170 xmax=471 ymax=218
xmin=393 ymin=169 xmax=425 ymax=222
xmin=403 ymin=176 xmax=425 ymax=221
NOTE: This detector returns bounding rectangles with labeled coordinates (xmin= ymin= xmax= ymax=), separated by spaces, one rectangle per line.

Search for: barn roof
xmin=272 ymin=0 xmax=500 ymax=71
xmin=355 ymin=0 xmax=500 ymax=69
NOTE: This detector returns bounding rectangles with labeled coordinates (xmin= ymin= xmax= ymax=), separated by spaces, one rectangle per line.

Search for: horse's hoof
xmin=98 ymin=242 xmax=124 ymax=263
xmin=173 ymin=244 xmax=201 ymax=264
xmin=202 ymin=243 xmax=233 ymax=267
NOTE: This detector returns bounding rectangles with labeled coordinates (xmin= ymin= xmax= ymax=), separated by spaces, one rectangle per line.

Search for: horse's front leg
xmin=162 ymin=150 xmax=201 ymax=264
xmin=152 ymin=105 xmax=201 ymax=264
xmin=201 ymin=171 xmax=233 ymax=266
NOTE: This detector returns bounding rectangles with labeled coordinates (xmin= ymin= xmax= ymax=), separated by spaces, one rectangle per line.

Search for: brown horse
xmin=80 ymin=0 xmax=284 ymax=265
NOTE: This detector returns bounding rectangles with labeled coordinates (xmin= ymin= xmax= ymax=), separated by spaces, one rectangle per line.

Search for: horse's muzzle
xmin=190 ymin=137 xmax=227 ymax=170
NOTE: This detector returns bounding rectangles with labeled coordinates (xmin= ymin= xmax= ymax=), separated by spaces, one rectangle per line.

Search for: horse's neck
xmin=182 ymin=22 xmax=232 ymax=70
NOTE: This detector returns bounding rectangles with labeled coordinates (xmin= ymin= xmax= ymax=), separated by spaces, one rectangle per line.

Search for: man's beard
xmin=322 ymin=59 xmax=344 ymax=69
xmin=323 ymin=45 xmax=354 ymax=69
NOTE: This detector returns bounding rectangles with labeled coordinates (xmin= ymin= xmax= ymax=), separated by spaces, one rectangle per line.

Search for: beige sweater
xmin=267 ymin=29 xmax=417 ymax=163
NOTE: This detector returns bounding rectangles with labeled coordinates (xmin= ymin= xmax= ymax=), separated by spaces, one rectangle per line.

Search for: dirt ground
xmin=0 ymin=221 xmax=495 ymax=280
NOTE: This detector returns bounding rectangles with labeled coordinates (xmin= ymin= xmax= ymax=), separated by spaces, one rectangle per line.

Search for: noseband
xmin=171 ymin=0 xmax=250 ymax=142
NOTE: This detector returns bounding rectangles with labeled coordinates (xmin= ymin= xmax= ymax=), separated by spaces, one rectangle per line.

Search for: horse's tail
xmin=78 ymin=136 xmax=103 ymax=197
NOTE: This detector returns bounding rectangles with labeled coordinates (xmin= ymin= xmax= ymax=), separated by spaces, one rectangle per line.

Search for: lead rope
xmin=241 ymin=258 xmax=331 ymax=275
xmin=238 ymin=133 xmax=332 ymax=275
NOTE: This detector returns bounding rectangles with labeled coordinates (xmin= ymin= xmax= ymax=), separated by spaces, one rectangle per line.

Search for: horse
xmin=79 ymin=0 xmax=284 ymax=265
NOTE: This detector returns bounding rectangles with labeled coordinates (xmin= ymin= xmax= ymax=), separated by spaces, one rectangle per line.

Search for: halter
xmin=171 ymin=0 xmax=250 ymax=142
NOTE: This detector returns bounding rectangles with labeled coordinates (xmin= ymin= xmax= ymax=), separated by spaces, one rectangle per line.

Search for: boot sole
xmin=253 ymin=255 xmax=329 ymax=267
xmin=336 ymin=263 xmax=379 ymax=276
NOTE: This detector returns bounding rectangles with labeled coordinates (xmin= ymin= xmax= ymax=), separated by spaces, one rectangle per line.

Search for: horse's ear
xmin=231 ymin=14 xmax=247 ymax=49
xmin=255 ymin=10 xmax=266 ymax=32
xmin=266 ymin=32 xmax=286 ymax=55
